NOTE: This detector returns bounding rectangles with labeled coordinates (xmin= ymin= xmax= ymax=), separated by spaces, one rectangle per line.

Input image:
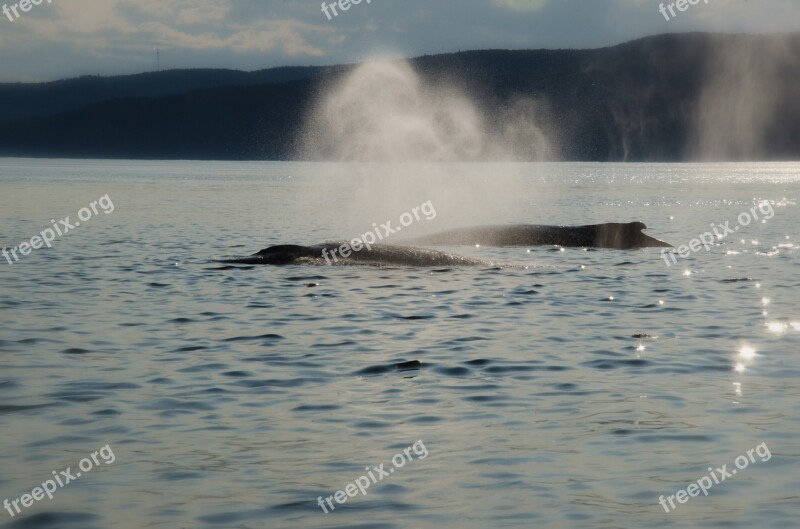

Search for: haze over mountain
xmin=1 ymin=32 xmax=798 ymax=162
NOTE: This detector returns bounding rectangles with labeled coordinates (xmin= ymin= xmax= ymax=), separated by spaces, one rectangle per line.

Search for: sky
xmin=0 ymin=0 xmax=798 ymax=82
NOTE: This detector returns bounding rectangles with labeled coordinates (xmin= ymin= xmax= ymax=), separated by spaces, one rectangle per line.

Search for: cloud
xmin=123 ymin=0 xmax=231 ymax=25
xmin=0 ymin=0 xmax=798 ymax=82
xmin=4 ymin=0 xmax=330 ymax=56
xmin=130 ymin=19 xmax=330 ymax=55
xmin=491 ymin=0 xmax=548 ymax=11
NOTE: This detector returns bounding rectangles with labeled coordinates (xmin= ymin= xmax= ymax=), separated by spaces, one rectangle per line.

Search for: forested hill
xmin=1 ymin=32 xmax=798 ymax=161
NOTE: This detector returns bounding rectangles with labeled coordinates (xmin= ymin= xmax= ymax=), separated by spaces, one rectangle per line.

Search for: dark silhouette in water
xmin=407 ymin=222 xmax=671 ymax=249
xmin=220 ymin=223 xmax=671 ymax=266
xmin=219 ymin=243 xmax=489 ymax=267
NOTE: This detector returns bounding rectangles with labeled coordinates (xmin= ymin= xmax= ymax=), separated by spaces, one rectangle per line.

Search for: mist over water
xmin=295 ymin=59 xmax=557 ymax=232
xmin=693 ymin=36 xmax=795 ymax=160
xmin=299 ymin=59 xmax=554 ymax=163
xmin=292 ymin=39 xmax=798 ymax=231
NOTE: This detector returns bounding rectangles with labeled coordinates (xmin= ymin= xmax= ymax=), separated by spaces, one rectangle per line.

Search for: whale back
xmin=217 ymin=222 xmax=671 ymax=267
xmin=221 ymin=243 xmax=489 ymax=266
xmin=405 ymin=222 xmax=671 ymax=249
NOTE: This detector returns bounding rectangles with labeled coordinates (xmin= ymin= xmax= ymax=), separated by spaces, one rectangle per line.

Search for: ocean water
xmin=1 ymin=158 xmax=798 ymax=529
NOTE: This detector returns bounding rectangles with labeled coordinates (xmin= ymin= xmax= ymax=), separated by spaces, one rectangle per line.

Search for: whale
xmin=218 ymin=222 xmax=671 ymax=267
xmin=404 ymin=222 xmax=671 ymax=249
xmin=218 ymin=243 xmax=490 ymax=267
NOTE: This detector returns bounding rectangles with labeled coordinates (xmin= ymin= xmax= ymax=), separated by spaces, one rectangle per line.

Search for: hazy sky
xmin=0 ymin=0 xmax=798 ymax=82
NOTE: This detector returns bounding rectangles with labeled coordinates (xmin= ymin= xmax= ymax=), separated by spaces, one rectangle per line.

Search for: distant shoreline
xmin=1 ymin=32 xmax=798 ymax=162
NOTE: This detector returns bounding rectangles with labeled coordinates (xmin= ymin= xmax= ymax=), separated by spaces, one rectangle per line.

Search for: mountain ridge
xmin=1 ymin=32 xmax=798 ymax=162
